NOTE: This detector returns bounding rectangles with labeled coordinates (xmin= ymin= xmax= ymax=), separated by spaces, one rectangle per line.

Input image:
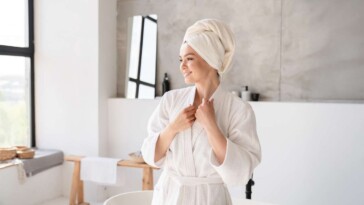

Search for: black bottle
xmin=162 ymin=73 xmax=170 ymax=95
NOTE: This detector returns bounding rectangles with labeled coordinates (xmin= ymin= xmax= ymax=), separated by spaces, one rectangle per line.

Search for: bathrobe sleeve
xmin=141 ymin=93 xmax=171 ymax=168
xmin=209 ymin=102 xmax=262 ymax=186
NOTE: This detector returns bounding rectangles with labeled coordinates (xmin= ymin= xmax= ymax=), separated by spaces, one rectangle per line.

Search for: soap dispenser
xmin=241 ymin=86 xmax=251 ymax=101
xmin=162 ymin=73 xmax=170 ymax=95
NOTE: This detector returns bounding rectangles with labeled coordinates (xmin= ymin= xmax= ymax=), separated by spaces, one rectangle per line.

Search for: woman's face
xmin=179 ymin=44 xmax=216 ymax=84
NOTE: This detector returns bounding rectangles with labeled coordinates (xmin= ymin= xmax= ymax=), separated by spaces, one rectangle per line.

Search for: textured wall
xmin=117 ymin=0 xmax=364 ymax=102
xmin=281 ymin=0 xmax=364 ymax=101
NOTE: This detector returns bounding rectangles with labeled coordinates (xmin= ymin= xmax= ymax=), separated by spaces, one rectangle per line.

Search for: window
xmin=0 ymin=0 xmax=35 ymax=147
xmin=126 ymin=15 xmax=157 ymax=99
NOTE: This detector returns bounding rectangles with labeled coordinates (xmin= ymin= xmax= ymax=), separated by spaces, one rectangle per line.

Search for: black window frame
xmin=0 ymin=0 xmax=35 ymax=147
xmin=128 ymin=15 xmax=157 ymax=98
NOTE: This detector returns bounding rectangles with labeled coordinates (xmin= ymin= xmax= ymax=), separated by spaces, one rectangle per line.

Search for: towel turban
xmin=182 ymin=19 xmax=235 ymax=74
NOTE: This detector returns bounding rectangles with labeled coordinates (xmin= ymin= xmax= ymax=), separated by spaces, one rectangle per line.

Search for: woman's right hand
xmin=170 ymin=104 xmax=197 ymax=133
xmin=155 ymin=104 xmax=196 ymax=162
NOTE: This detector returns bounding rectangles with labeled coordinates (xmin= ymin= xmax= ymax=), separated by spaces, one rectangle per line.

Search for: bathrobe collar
xmin=187 ymin=84 xmax=224 ymax=107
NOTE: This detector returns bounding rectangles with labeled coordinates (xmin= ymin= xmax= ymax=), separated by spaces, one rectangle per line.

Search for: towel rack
xmin=65 ymin=155 xmax=158 ymax=205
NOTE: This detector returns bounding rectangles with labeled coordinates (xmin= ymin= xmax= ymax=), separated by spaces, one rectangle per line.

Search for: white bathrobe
xmin=141 ymin=85 xmax=261 ymax=205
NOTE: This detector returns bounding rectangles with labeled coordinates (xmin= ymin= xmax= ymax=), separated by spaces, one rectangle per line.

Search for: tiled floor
xmin=38 ymin=197 xmax=103 ymax=205
xmin=38 ymin=197 xmax=68 ymax=205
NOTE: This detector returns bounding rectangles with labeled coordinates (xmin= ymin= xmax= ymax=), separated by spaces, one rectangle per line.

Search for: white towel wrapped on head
xmin=81 ymin=157 xmax=120 ymax=185
xmin=182 ymin=19 xmax=235 ymax=75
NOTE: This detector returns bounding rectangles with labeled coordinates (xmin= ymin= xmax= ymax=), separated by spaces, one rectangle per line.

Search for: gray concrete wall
xmin=117 ymin=0 xmax=364 ymax=102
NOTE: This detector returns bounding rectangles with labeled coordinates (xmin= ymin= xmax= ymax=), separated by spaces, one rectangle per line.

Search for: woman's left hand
xmin=196 ymin=98 xmax=227 ymax=164
xmin=195 ymin=98 xmax=217 ymax=130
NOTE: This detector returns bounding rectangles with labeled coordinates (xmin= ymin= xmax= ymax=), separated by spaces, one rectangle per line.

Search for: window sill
xmin=0 ymin=149 xmax=64 ymax=176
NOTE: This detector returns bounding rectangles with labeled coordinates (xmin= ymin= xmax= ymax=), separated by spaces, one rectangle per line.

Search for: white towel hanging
xmin=81 ymin=157 xmax=120 ymax=185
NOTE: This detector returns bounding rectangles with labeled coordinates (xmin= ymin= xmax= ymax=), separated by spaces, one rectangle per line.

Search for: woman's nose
xmin=180 ymin=60 xmax=187 ymax=70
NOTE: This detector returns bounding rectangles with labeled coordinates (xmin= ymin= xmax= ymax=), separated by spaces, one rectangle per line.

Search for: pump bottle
xmin=162 ymin=73 xmax=170 ymax=95
xmin=241 ymin=86 xmax=251 ymax=101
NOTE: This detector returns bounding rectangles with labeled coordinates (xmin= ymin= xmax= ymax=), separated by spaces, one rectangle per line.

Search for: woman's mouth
xmin=184 ymin=72 xmax=192 ymax=78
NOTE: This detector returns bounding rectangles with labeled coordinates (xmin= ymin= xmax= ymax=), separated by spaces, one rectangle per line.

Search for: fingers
xmin=184 ymin=104 xmax=196 ymax=113
xmin=198 ymin=98 xmax=213 ymax=109
xmin=184 ymin=111 xmax=196 ymax=128
xmin=185 ymin=112 xmax=196 ymax=122
xmin=184 ymin=104 xmax=197 ymax=111
xmin=181 ymin=105 xmax=196 ymax=121
xmin=187 ymin=115 xmax=196 ymax=122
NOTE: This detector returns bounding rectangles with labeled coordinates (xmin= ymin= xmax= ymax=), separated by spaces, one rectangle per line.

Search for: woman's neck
xmin=194 ymin=77 xmax=220 ymax=106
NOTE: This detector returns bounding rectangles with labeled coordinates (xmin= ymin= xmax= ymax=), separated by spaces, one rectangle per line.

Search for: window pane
xmin=0 ymin=55 xmax=31 ymax=147
xmin=149 ymin=14 xmax=157 ymax=20
xmin=0 ymin=0 xmax=29 ymax=47
xmin=138 ymin=85 xmax=155 ymax=99
xmin=127 ymin=16 xmax=142 ymax=79
xmin=140 ymin=18 xmax=157 ymax=85
xmin=126 ymin=81 xmax=136 ymax=99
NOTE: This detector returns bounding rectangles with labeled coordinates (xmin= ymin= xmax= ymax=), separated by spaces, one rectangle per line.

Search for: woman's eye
xmin=187 ymin=58 xmax=193 ymax=61
xmin=179 ymin=59 xmax=182 ymax=62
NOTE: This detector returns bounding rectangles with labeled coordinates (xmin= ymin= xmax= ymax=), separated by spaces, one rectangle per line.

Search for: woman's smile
xmin=183 ymin=71 xmax=192 ymax=78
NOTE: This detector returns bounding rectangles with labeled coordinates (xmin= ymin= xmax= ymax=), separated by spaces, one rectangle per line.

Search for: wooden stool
xmin=65 ymin=155 xmax=158 ymax=205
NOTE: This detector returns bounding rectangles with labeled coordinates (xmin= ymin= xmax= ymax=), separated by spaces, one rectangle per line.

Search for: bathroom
xmin=1 ymin=0 xmax=364 ymax=205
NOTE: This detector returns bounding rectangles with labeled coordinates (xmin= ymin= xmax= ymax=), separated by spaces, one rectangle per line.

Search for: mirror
xmin=125 ymin=14 xmax=157 ymax=99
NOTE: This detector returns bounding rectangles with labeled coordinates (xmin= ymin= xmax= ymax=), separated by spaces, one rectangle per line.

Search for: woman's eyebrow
xmin=179 ymin=53 xmax=196 ymax=58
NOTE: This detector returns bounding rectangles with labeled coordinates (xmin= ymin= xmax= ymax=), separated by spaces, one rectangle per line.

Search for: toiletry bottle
xmin=162 ymin=73 xmax=170 ymax=95
xmin=241 ymin=86 xmax=251 ymax=101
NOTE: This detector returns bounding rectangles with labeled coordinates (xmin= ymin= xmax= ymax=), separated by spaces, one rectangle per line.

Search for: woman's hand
xmin=170 ymin=104 xmax=197 ymax=133
xmin=154 ymin=105 xmax=196 ymax=162
xmin=196 ymin=98 xmax=227 ymax=164
xmin=195 ymin=98 xmax=217 ymax=130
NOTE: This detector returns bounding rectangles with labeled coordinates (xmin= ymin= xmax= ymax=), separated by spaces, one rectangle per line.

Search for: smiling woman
xmin=141 ymin=19 xmax=261 ymax=205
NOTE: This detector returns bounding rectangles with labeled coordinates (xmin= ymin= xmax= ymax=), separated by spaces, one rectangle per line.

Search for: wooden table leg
xmin=70 ymin=161 xmax=88 ymax=205
xmin=70 ymin=161 xmax=80 ymax=205
xmin=78 ymin=178 xmax=85 ymax=203
xmin=142 ymin=167 xmax=153 ymax=190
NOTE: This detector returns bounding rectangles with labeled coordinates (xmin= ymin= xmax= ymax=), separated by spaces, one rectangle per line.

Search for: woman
xmin=141 ymin=19 xmax=261 ymax=205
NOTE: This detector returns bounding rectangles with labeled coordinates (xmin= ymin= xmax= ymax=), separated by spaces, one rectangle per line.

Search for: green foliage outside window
xmin=0 ymin=99 xmax=29 ymax=147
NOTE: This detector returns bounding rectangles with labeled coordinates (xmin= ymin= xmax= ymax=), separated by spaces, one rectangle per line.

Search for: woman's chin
xmin=184 ymin=79 xmax=194 ymax=84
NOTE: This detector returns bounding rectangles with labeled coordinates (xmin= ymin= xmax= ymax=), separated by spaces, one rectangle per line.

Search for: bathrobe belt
xmin=165 ymin=170 xmax=224 ymax=186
